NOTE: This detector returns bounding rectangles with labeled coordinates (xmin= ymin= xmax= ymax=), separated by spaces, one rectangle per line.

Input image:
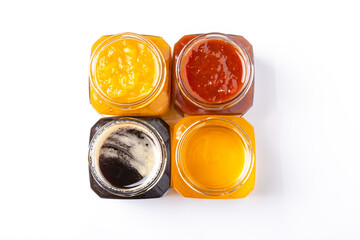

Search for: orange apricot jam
xmin=90 ymin=33 xmax=171 ymax=116
xmin=172 ymin=116 xmax=256 ymax=199
xmin=95 ymin=38 xmax=159 ymax=104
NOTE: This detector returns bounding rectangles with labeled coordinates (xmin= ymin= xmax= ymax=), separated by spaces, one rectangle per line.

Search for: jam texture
xmin=181 ymin=39 xmax=244 ymax=103
xmin=173 ymin=34 xmax=254 ymax=115
xmin=95 ymin=38 xmax=159 ymax=104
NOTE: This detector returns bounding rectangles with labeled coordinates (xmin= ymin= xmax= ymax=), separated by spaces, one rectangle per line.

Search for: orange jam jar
xmin=172 ymin=116 xmax=256 ymax=199
xmin=89 ymin=33 xmax=171 ymax=116
xmin=173 ymin=33 xmax=254 ymax=115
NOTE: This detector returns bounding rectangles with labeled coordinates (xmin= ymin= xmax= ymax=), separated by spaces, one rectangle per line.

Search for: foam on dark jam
xmin=181 ymin=39 xmax=244 ymax=103
xmin=97 ymin=125 xmax=159 ymax=188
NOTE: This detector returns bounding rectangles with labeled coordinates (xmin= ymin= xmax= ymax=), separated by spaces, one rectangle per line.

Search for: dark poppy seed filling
xmin=98 ymin=125 xmax=158 ymax=188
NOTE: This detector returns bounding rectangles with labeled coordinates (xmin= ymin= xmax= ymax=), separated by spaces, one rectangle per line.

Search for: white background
xmin=0 ymin=0 xmax=359 ymax=239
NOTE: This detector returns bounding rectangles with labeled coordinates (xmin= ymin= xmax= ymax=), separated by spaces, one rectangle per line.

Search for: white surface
xmin=0 ymin=0 xmax=359 ymax=239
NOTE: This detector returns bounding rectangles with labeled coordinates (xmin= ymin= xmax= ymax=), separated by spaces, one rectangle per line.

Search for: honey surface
xmin=180 ymin=125 xmax=245 ymax=189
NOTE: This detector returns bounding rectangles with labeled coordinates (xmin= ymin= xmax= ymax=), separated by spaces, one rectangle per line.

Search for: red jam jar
xmin=173 ymin=33 xmax=254 ymax=115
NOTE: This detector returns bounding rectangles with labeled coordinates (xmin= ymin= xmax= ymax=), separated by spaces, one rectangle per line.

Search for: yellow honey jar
xmin=89 ymin=32 xmax=171 ymax=116
xmin=172 ymin=116 xmax=256 ymax=199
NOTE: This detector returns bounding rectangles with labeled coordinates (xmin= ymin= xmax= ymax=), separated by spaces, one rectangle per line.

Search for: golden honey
xmin=172 ymin=116 xmax=256 ymax=199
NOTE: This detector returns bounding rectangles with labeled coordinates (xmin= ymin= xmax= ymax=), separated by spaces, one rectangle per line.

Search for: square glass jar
xmin=172 ymin=116 xmax=256 ymax=199
xmin=172 ymin=33 xmax=254 ymax=115
xmin=88 ymin=117 xmax=170 ymax=199
xmin=89 ymin=33 xmax=171 ymax=116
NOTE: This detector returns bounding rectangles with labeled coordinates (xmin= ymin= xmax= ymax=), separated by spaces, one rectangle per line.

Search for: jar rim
xmin=89 ymin=32 xmax=166 ymax=110
xmin=175 ymin=33 xmax=254 ymax=110
xmin=175 ymin=117 xmax=254 ymax=196
xmin=88 ymin=117 xmax=167 ymax=197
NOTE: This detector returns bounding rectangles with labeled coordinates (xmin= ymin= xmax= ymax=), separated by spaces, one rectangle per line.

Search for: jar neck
xmin=90 ymin=33 xmax=166 ymax=110
xmin=88 ymin=118 xmax=167 ymax=197
xmin=175 ymin=117 xmax=254 ymax=196
xmin=175 ymin=33 xmax=254 ymax=110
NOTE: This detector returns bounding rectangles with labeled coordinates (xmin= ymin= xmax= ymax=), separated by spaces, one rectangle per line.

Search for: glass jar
xmin=173 ymin=33 xmax=254 ymax=115
xmin=89 ymin=33 xmax=171 ymax=116
xmin=172 ymin=116 xmax=256 ymax=198
xmin=88 ymin=117 xmax=170 ymax=199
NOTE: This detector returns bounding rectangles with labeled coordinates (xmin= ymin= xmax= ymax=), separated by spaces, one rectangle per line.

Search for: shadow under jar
xmin=88 ymin=117 xmax=170 ymax=199
xmin=173 ymin=33 xmax=254 ymax=115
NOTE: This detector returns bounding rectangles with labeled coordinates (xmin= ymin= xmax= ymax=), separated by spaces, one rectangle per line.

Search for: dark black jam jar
xmin=88 ymin=117 xmax=170 ymax=199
